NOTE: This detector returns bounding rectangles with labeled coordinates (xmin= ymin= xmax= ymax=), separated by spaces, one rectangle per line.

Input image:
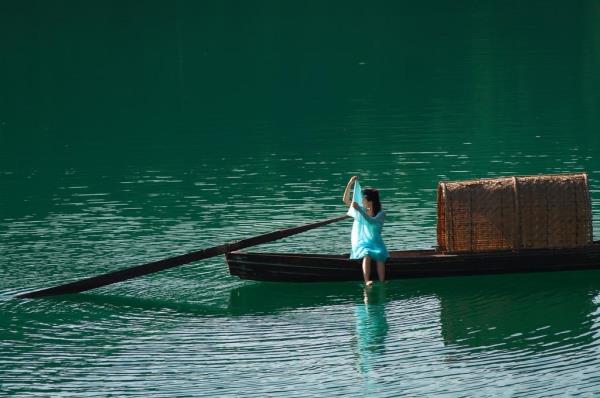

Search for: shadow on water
xmin=42 ymin=292 xmax=228 ymax=318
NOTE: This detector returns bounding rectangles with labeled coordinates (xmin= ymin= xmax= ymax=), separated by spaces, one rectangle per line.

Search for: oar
xmin=16 ymin=214 xmax=348 ymax=299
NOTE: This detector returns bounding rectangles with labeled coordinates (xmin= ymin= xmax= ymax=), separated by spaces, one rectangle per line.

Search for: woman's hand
xmin=343 ymin=176 xmax=359 ymax=206
xmin=352 ymin=202 xmax=359 ymax=209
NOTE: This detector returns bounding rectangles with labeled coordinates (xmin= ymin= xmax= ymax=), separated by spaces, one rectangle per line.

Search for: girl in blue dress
xmin=343 ymin=176 xmax=389 ymax=286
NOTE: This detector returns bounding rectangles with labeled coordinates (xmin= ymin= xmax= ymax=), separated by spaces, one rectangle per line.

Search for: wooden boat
xmin=226 ymin=242 xmax=600 ymax=282
xmin=228 ymin=173 xmax=598 ymax=283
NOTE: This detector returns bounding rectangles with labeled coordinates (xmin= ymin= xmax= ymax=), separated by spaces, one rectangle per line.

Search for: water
xmin=2 ymin=1 xmax=600 ymax=396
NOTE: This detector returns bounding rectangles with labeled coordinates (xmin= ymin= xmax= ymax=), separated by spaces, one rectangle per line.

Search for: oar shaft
xmin=17 ymin=215 xmax=348 ymax=298
xmin=16 ymin=246 xmax=226 ymax=299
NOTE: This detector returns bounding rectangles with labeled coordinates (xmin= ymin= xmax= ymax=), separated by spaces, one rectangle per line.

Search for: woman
xmin=343 ymin=176 xmax=389 ymax=286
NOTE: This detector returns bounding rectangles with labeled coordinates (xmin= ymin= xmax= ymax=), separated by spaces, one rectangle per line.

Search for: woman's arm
xmin=343 ymin=176 xmax=358 ymax=206
xmin=352 ymin=202 xmax=385 ymax=225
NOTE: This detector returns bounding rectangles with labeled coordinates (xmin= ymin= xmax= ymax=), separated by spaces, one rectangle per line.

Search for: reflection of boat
xmin=228 ymin=282 xmax=368 ymax=316
xmin=229 ymin=271 xmax=600 ymax=353
xmin=226 ymin=243 xmax=600 ymax=282
xmin=436 ymin=271 xmax=599 ymax=351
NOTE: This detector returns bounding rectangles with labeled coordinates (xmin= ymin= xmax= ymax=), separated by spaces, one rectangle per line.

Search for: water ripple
xmin=3 ymin=149 xmax=600 ymax=396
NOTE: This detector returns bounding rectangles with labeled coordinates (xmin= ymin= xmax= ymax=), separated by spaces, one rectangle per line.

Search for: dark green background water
xmin=2 ymin=1 xmax=600 ymax=396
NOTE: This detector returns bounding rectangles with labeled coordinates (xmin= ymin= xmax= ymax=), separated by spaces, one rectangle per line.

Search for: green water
xmin=2 ymin=1 xmax=600 ymax=396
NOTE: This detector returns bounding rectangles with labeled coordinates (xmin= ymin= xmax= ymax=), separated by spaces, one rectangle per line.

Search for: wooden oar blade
xmin=16 ymin=214 xmax=348 ymax=299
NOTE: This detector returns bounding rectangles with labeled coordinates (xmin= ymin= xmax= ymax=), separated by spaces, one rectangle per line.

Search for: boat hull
xmin=226 ymin=244 xmax=600 ymax=282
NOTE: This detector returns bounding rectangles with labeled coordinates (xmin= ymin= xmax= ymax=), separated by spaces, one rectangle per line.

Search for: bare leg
xmin=376 ymin=261 xmax=386 ymax=282
xmin=362 ymin=256 xmax=373 ymax=286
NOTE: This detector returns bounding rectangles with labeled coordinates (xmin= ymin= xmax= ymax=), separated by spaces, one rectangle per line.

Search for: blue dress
xmin=347 ymin=181 xmax=390 ymax=262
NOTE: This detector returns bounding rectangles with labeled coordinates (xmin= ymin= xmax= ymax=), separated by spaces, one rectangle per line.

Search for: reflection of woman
xmin=343 ymin=176 xmax=390 ymax=286
xmin=355 ymin=286 xmax=389 ymax=374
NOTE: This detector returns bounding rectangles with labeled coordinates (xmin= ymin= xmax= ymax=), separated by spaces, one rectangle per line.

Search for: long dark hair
xmin=362 ymin=188 xmax=382 ymax=216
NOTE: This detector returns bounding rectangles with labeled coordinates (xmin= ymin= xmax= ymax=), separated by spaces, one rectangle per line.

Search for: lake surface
xmin=2 ymin=1 xmax=600 ymax=396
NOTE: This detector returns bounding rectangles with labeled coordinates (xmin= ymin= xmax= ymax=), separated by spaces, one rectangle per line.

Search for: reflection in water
xmin=228 ymin=282 xmax=369 ymax=316
xmin=4 ymin=271 xmax=600 ymax=397
xmin=354 ymin=285 xmax=389 ymax=376
xmin=228 ymin=272 xmax=600 ymax=357
xmin=436 ymin=272 xmax=600 ymax=352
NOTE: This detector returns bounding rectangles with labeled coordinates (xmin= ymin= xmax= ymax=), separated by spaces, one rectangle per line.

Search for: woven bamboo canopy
xmin=437 ymin=173 xmax=593 ymax=253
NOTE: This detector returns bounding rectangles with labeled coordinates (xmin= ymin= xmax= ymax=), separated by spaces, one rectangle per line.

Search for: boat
xmin=227 ymin=172 xmax=598 ymax=282
xmin=226 ymin=242 xmax=600 ymax=282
